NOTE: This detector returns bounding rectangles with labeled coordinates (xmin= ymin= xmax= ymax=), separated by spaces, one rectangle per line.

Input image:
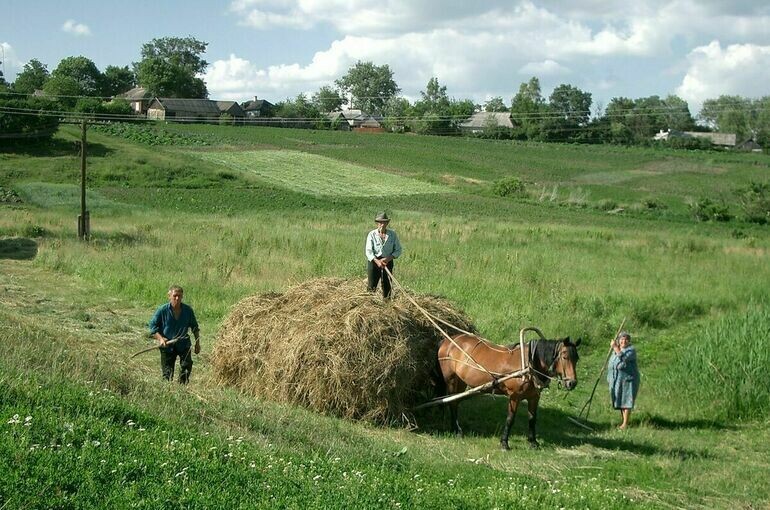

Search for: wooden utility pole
xmin=77 ymin=120 xmax=90 ymax=241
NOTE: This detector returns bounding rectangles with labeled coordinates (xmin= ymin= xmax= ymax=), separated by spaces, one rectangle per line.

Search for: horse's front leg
xmin=500 ymin=398 xmax=519 ymax=451
xmin=527 ymin=395 xmax=540 ymax=448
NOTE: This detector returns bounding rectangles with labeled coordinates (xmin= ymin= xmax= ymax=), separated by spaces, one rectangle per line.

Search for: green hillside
xmin=1 ymin=124 xmax=769 ymax=509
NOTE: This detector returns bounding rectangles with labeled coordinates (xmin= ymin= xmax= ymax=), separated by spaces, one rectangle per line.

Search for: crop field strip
xmin=191 ymin=149 xmax=454 ymax=197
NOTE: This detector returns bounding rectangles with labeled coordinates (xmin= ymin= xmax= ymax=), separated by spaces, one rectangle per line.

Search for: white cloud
xmin=214 ymin=1 xmax=770 ymax=106
xmin=62 ymin=19 xmax=91 ymax=37
xmin=1 ymin=42 xmax=21 ymax=70
xmin=676 ymin=41 xmax=770 ymax=112
xmin=519 ymin=60 xmax=569 ymax=76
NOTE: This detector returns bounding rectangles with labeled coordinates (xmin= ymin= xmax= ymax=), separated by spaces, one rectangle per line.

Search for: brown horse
xmin=437 ymin=333 xmax=580 ymax=449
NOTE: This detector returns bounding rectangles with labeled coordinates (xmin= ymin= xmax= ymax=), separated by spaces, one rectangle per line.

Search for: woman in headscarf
xmin=607 ymin=331 xmax=640 ymax=429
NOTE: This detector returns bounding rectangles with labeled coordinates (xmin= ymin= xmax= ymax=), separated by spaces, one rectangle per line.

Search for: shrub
xmin=0 ymin=97 xmax=60 ymax=142
xmin=666 ymin=136 xmax=713 ymax=150
xmin=688 ymin=197 xmax=732 ymax=222
xmin=493 ymin=177 xmax=526 ymax=197
xmin=737 ymin=181 xmax=770 ymax=224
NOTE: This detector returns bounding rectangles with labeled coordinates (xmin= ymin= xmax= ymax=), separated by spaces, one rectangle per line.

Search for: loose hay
xmin=212 ymin=278 xmax=475 ymax=424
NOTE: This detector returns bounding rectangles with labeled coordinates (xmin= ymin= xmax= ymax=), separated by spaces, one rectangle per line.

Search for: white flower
xmin=7 ymin=414 xmax=20 ymax=425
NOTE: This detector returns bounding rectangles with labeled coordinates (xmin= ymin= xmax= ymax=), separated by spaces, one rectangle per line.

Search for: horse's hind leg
xmin=446 ymin=376 xmax=465 ymax=437
xmin=527 ymin=395 xmax=540 ymax=448
xmin=500 ymin=398 xmax=519 ymax=451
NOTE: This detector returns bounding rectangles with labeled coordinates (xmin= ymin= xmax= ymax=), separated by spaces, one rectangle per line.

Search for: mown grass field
xmin=1 ymin=123 xmax=769 ymax=509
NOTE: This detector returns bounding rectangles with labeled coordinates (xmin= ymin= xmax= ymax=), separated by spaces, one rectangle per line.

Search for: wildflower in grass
xmin=92 ymin=440 xmax=100 ymax=447
xmin=7 ymin=414 xmax=20 ymax=425
xmin=126 ymin=420 xmax=136 ymax=427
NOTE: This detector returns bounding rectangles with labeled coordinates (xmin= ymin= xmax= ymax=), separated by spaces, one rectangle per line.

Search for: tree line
xmin=2 ymin=36 xmax=769 ymax=148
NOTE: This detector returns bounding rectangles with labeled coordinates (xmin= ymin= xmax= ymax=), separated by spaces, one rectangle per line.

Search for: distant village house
xmin=146 ymin=98 xmax=221 ymax=122
xmin=241 ymin=97 xmax=275 ymax=118
xmin=327 ymin=109 xmax=384 ymax=132
xmin=654 ymin=129 xmax=762 ymax=151
xmin=117 ymin=86 xmax=153 ymax=114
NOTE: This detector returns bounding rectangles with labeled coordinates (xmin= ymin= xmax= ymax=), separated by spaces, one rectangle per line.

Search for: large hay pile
xmin=212 ymin=278 xmax=475 ymax=423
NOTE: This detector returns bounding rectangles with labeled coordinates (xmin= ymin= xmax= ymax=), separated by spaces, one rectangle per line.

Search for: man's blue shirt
xmin=149 ymin=303 xmax=199 ymax=343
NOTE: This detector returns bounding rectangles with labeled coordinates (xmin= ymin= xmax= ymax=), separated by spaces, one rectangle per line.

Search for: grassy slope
xmin=1 ymin=124 xmax=769 ymax=508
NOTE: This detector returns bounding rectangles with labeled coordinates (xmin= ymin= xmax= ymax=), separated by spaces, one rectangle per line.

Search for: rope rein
xmin=382 ymin=266 xmax=497 ymax=379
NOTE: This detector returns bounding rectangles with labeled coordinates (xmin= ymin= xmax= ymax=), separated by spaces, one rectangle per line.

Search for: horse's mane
xmin=529 ymin=338 xmax=562 ymax=366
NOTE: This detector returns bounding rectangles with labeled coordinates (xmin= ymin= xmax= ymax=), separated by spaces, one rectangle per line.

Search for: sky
xmin=2 ymin=0 xmax=770 ymax=114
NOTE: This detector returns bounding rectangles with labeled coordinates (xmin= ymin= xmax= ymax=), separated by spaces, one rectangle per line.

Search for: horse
xmin=437 ymin=333 xmax=580 ymax=449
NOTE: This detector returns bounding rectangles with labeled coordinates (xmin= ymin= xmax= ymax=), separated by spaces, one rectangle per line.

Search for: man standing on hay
xmin=365 ymin=211 xmax=402 ymax=299
xmin=149 ymin=285 xmax=201 ymax=384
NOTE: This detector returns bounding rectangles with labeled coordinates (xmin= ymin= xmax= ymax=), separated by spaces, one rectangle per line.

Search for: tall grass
xmin=667 ymin=306 xmax=770 ymax=420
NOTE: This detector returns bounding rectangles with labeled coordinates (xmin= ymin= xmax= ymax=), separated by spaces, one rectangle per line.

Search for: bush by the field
xmin=493 ymin=176 xmax=526 ymax=197
xmin=688 ymin=197 xmax=733 ymax=222
xmin=212 ymin=278 xmax=475 ymax=423
xmin=737 ymin=181 xmax=770 ymax=224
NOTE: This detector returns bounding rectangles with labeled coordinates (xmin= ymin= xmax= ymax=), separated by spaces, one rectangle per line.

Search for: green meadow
xmin=1 ymin=123 xmax=769 ymax=509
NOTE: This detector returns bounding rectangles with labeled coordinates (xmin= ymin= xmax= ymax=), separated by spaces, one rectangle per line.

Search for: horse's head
xmin=551 ymin=337 xmax=580 ymax=390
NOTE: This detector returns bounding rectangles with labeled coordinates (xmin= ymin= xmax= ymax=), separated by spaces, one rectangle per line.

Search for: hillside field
xmin=1 ymin=123 xmax=769 ymax=509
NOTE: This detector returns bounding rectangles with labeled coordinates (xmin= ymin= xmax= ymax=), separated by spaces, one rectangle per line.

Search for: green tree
xmin=699 ymin=95 xmax=752 ymax=138
xmin=335 ymin=61 xmax=399 ymax=115
xmin=415 ymin=77 xmax=449 ymax=113
xmin=42 ymin=74 xmax=81 ymax=106
xmin=510 ymin=77 xmax=545 ymax=140
xmin=411 ymin=77 xmax=452 ymax=134
xmin=50 ymin=56 xmax=104 ymax=96
xmin=275 ymin=94 xmax=319 ymax=119
xmin=381 ymin=96 xmax=412 ymax=131
xmin=311 ymin=85 xmax=345 ymax=113
xmin=661 ymin=95 xmax=696 ymax=131
xmin=103 ymin=65 xmax=136 ymax=96
xmin=11 ymin=59 xmax=49 ymax=94
xmin=0 ymin=96 xmax=60 ymax=140
xmin=753 ymin=96 xmax=770 ymax=148
xmin=484 ymin=96 xmax=508 ymax=112
xmin=135 ymin=37 xmax=208 ymax=98
xmin=602 ymin=97 xmax=636 ymax=144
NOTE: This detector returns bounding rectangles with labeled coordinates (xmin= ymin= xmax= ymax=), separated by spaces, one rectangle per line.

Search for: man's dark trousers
xmin=367 ymin=258 xmax=394 ymax=298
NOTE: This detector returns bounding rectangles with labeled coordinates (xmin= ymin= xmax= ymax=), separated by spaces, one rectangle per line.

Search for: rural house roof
xmin=148 ymin=98 xmax=222 ymax=117
xmin=242 ymin=97 xmax=274 ymax=111
xmin=654 ymin=129 xmax=738 ymax=147
xmin=459 ymin=112 xmax=513 ymax=129
xmin=328 ymin=109 xmax=382 ymax=128
xmin=215 ymin=101 xmax=245 ymax=116
xmin=683 ymin=131 xmax=737 ymax=146
xmin=117 ymin=86 xmax=152 ymax=101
